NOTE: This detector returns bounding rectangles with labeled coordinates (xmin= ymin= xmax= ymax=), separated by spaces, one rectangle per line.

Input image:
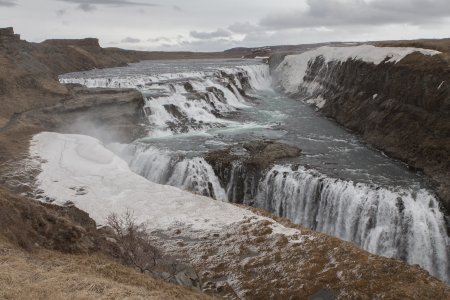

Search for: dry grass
xmin=376 ymin=38 xmax=450 ymax=66
xmin=0 ymin=238 xmax=211 ymax=300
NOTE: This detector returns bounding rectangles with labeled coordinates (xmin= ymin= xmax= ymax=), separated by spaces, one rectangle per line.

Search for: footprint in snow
xmin=69 ymin=186 xmax=88 ymax=195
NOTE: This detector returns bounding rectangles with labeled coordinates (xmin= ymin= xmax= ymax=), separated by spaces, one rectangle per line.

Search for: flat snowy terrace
xmin=29 ymin=132 xmax=302 ymax=238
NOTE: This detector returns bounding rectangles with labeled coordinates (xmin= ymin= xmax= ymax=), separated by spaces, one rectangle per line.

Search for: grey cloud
xmin=58 ymin=0 xmax=158 ymax=11
xmin=228 ymin=22 xmax=259 ymax=34
xmin=56 ymin=9 xmax=67 ymax=16
xmin=172 ymin=38 xmax=237 ymax=51
xmin=0 ymin=0 xmax=17 ymax=7
xmin=172 ymin=5 xmax=182 ymax=12
xmin=148 ymin=36 xmax=172 ymax=43
xmin=78 ymin=3 xmax=95 ymax=11
xmin=190 ymin=28 xmax=232 ymax=40
xmin=260 ymin=0 xmax=450 ymax=29
xmin=121 ymin=37 xmax=141 ymax=43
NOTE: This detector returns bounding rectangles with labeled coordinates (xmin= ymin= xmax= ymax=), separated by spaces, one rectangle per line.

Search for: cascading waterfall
xmin=255 ymin=165 xmax=449 ymax=282
xmin=109 ymin=143 xmax=227 ymax=201
xmin=61 ymin=64 xmax=271 ymax=136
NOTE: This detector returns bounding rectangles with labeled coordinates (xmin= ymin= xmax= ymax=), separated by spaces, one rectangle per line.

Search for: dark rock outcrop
xmin=42 ymin=38 xmax=101 ymax=48
xmin=0 ymin=27 xmax=20 ymax=42
xmin=0 ymin=27 xmax=14 ymax=36
xmin=205 ymin=141 xmax=301 ymax=203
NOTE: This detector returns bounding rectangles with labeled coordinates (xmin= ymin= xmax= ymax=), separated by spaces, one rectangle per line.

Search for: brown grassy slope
xmin=376 ymin=38 xmax=450 ymax=65
xmin=0 ymin=240 xmax=210 ymax=300
xmin=0 ymin=187 xmax=211 ymax=300
xmin=1 ymin=178 xmax=450 ymax=299
xmin=0 ymin=187 xmax=98 ymax=252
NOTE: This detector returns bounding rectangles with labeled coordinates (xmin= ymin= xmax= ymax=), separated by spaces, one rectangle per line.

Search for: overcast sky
xmin=1 ymin=0 xmax=450 ymax=51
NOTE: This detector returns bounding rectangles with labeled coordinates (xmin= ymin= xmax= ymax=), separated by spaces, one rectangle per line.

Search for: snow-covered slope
xmin=273 ymin=45 xmax=441 ymax=95
xmin=29 ymin=132 xmax=302 ymax=237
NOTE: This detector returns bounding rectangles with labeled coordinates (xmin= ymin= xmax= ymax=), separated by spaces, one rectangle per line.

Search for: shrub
xmin=106 ymin=210 xmax=161 ymax=274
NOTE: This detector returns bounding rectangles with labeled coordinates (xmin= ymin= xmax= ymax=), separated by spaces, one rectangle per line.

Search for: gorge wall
xmin=271 ymin=46 xmax=450 ymax=213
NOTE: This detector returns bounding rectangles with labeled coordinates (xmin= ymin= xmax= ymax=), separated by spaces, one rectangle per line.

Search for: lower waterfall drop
xmin=255 ymin=165 xmax=449 ymax=282
xmin=109 ymin=143 xmax=227 ymax=201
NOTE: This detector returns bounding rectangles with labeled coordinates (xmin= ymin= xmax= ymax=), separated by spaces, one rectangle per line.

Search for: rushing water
xmin=60 ymin=59 xmax=449 ymax=283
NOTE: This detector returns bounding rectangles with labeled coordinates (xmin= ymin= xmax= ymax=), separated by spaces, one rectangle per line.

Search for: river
xmin=60 ymin=58 xmax=449 ymax=283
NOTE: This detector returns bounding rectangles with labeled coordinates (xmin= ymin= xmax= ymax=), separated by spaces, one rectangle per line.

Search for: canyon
xmin=0 ymin=27 xmax=449 ymax=299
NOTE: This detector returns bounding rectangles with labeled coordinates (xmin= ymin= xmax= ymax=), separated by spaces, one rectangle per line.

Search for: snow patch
xmin=306 ymin=96 xmax=326 ymax=109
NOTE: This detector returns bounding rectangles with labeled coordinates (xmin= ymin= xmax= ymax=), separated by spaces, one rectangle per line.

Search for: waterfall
xmin=109 ymin=143 xmax=227 ymax=201
xmin=61 ymin=58 xmax=449 ymax=283
xmin=255 ymin=165 xmax=449 ymax=282
xmin=60 ymin=64 xmax=271 ymax=136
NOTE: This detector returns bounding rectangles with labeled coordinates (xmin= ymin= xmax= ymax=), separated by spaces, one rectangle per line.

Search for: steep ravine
xmin=271 ymin=46 xmax=450 ymax=213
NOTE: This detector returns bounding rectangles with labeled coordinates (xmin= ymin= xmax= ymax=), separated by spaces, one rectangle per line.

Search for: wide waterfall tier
xmin=256 ymin=165 xmax=449 ymax=283
xmin=60 ymin=60 xmax=271 ymax=136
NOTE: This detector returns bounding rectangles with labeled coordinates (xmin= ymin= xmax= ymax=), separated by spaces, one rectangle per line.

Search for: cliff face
xmin=25 ymin=86 xmax=147 ymax=143
xmin=0 ymin=29 xmax=128 ymax=128
xmin=272 ymin=46 xmax=450 ymax=212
